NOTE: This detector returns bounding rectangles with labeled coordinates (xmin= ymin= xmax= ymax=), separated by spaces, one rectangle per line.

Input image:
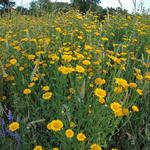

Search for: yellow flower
xmin=65 ymin=129 xmax=74 ymax=138
xmin=2 ymin=96 xmax=7 ymax=100
xmin=120 ymin=65 xmax=126 ymax=71
xmin=78 ymin=35 xmax=83 ymax=40
xmin=112 ymin=57 xmax=121 ymax=64
xmin=75 ymin=53 xmax=84 ymax=60
xmin=9 ymin=122 xmax=19 ymax=132
xmin=89 ymin=72 xmax=94 ymax=77
xmin=89 ymin=84 xmax=94 ymax=88
xmin=84 ymin=44 xmax=93 ymax=51
xmin=58 ymin=66 xmax=74 ymax=74
xmin=62 ymin=55 xmax=72 ymax=62
xmin=33 ymin=145 xmax=43 ymax=150
xmin=69 ymin=121 xmax=76 ymax=128
xmin=9 ymin=58 xmax=17 ymax=65
xmin=19 ymin=66 xmax=24 ymax=71
xmin=98 ymin=97 xmax=105 ymax=104
xmin=23 ymin=88 xmax=31 ymax=95
xmin=82 ymin=60 xmax=91 ymax=65
xmin=77 ymin=132 xmax=86 ymax=142
xmin=114 ymin=86 xmax=123 ymax=94
xmin=55 ymin=27 xmax=62 ymax=32
xmin=95 ymin=78 xmax=106 ymax=85
xmin=42 ymin=92 xmax=52 ymax=100
xmin=32 ymin=76 xmax=39 ymax=81
xmin=76 ymin=14 xmax=83 ymax=20
xmin=47 ymin=120 xmax=63 ymax=131
xmin=42 ymin=86 xmax=49 ymax=91
xmin=76 ymin=65 xmax=85 ymax=73
xmin=101 ymin=37 xmax=108 ymax=41
xmin=94 ymin=88 xmax=106 ymax=98
xmin=90 ymin=144 xmax=102 ymax=150
xmin=27 ymin=54 xmax=35 ymax=60
xmin=122 ymin=108 xmax=129 ymax=116
xmin=52 ymin=148 xmax=59 ymax=150
xmin=114 ymin=109 xmax=124 ymax=117
xmin=129 ymin=82 xmax=137 ymax=88
xmin=136 ymin=74 xmax=143 ymax=80
xmin=136 ymin=89 xmax=143 ymax=95
xmin=132 ymin=105 xmax=139 ymax=112
xmin=6 ymin=76 xmax=15 ymax=81
xmin=145 ymin=49 xmax=150 ymax=54
xmin=145 ymin=74 xmax=150 ymax=80
xmin=115 ymin=78 xmax=129 ymax=89
xmin=110 ymin=102 xmax=125 ymax=116
xmin=110 ymin=102 xmax=122 ymax=112
xmin=48 ymin=54 xmax=59 ymax=61
xmin=63 ymin=47 xmax=70 ymax=51
xmin=28 ymin=82 xmax=35 ymax=88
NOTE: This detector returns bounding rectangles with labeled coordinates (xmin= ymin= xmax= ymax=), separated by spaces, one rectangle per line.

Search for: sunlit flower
xmin=114 ymin=86 xmax=123 ymax=94
xmin=76 ymin=65 xmax=85 ymax=73
xmin=115 ymin=78 xmax=129 ymax=89
xmin=52 ymin=148 xmax=59 ymax=150
xmin=33 ymin=145 xmax=43 ymax=150
xmin=110 ymin=102 xmax=122 ymax=112
xmin=90 ymin=144 xmax=102 ymax=150
xmin=55 ymin=27 xmax=62 ymax=32
xmin=58 ymin=66 xmax=74 ymax=74
xmin=98 ymin=97 xmax=105 ymax=104
xmin=28 ymin=82 xmax=35 ymax=88
xmin=145 ymin=74 xmax=150 ymax=80
xmin=62 ymin=55 xmax=73 ymax=62
xmin=122 ymin=108 xmax=129 ymax=116
xmin=65 ymin=129 xmax=74 ymax=138
xmin=27 ymin=54 xmax=35 ymax=60
xmin=9 ymin=122 xmax=19 ymax=132
xmin=94 ymin=88 xmax=106 ymax=98
xmin=101 ymin=37 xmax=108 ymax=41
xmin=23 ymin=88 xmax=31 ymax=95
xmin=110 ymin=102 xmax=125 ymax=117
xmin=136 ymin=89 xmax=143 ymax=95
xmin=82 ymin=60 xmax=91 ymax=65
xmin=84 ymin=44 xmax=93 ymax=51
xmin=69 ymin=121 xmax=76 ymax=128
xmin=47 ymin=120 xmax=63 ymax=131
xmin=132 ymin=105 xmax=139 ymax=112
xmin=95 ymin=78 xmax=106 ymax=85
xmin=136 ymin=74 xmax=143 ymax=80
xmin=129 ymin=82 xmax=137 ymax=88
xmin=42 ymin=86 xmax=50 ymax=91
xmin=19 ymin=66 xmax=24 ymax=71
xmin=77 ymin=132 xmax=86 ymax=141
xmin=9 ymin=58 xmax=17 ymax=65
xmin=42 ymin=92 xmax=53 ymax=100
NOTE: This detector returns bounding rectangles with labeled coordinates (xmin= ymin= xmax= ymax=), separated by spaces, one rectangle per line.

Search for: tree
xmin=38 ymin=0 xmax=52 ymax=12
xmin=71 ymin=0 xmax=101 ymax=13
xmin=0 ymin=0 xmax=15 ymax=9
xmin=0 ymin=0 xmax=15 ymax=15
xmin=29 ymin=1 xmax=39 ymax=16
xmin=28 ymin=0 xmax=52 ymax=16
xmin=0 ymin=0 xmax=9 ymax=6
xmin=16 ymin=6 xmax=28 ymax=15
xmin=51 ymin=2 xmax=70 ymax=13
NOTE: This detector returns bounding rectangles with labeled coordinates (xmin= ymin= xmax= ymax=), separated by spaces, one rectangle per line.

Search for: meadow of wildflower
xmin=0 ymin=10 xmax=150 ymax=150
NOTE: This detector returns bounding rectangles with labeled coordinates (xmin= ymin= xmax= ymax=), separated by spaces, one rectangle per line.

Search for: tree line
xmin=0 ymin=0 xmax=128 ymax=16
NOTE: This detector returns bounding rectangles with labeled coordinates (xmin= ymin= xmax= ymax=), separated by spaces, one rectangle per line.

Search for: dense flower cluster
xmin=0 ymin=10 xmax=149 ymax=149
